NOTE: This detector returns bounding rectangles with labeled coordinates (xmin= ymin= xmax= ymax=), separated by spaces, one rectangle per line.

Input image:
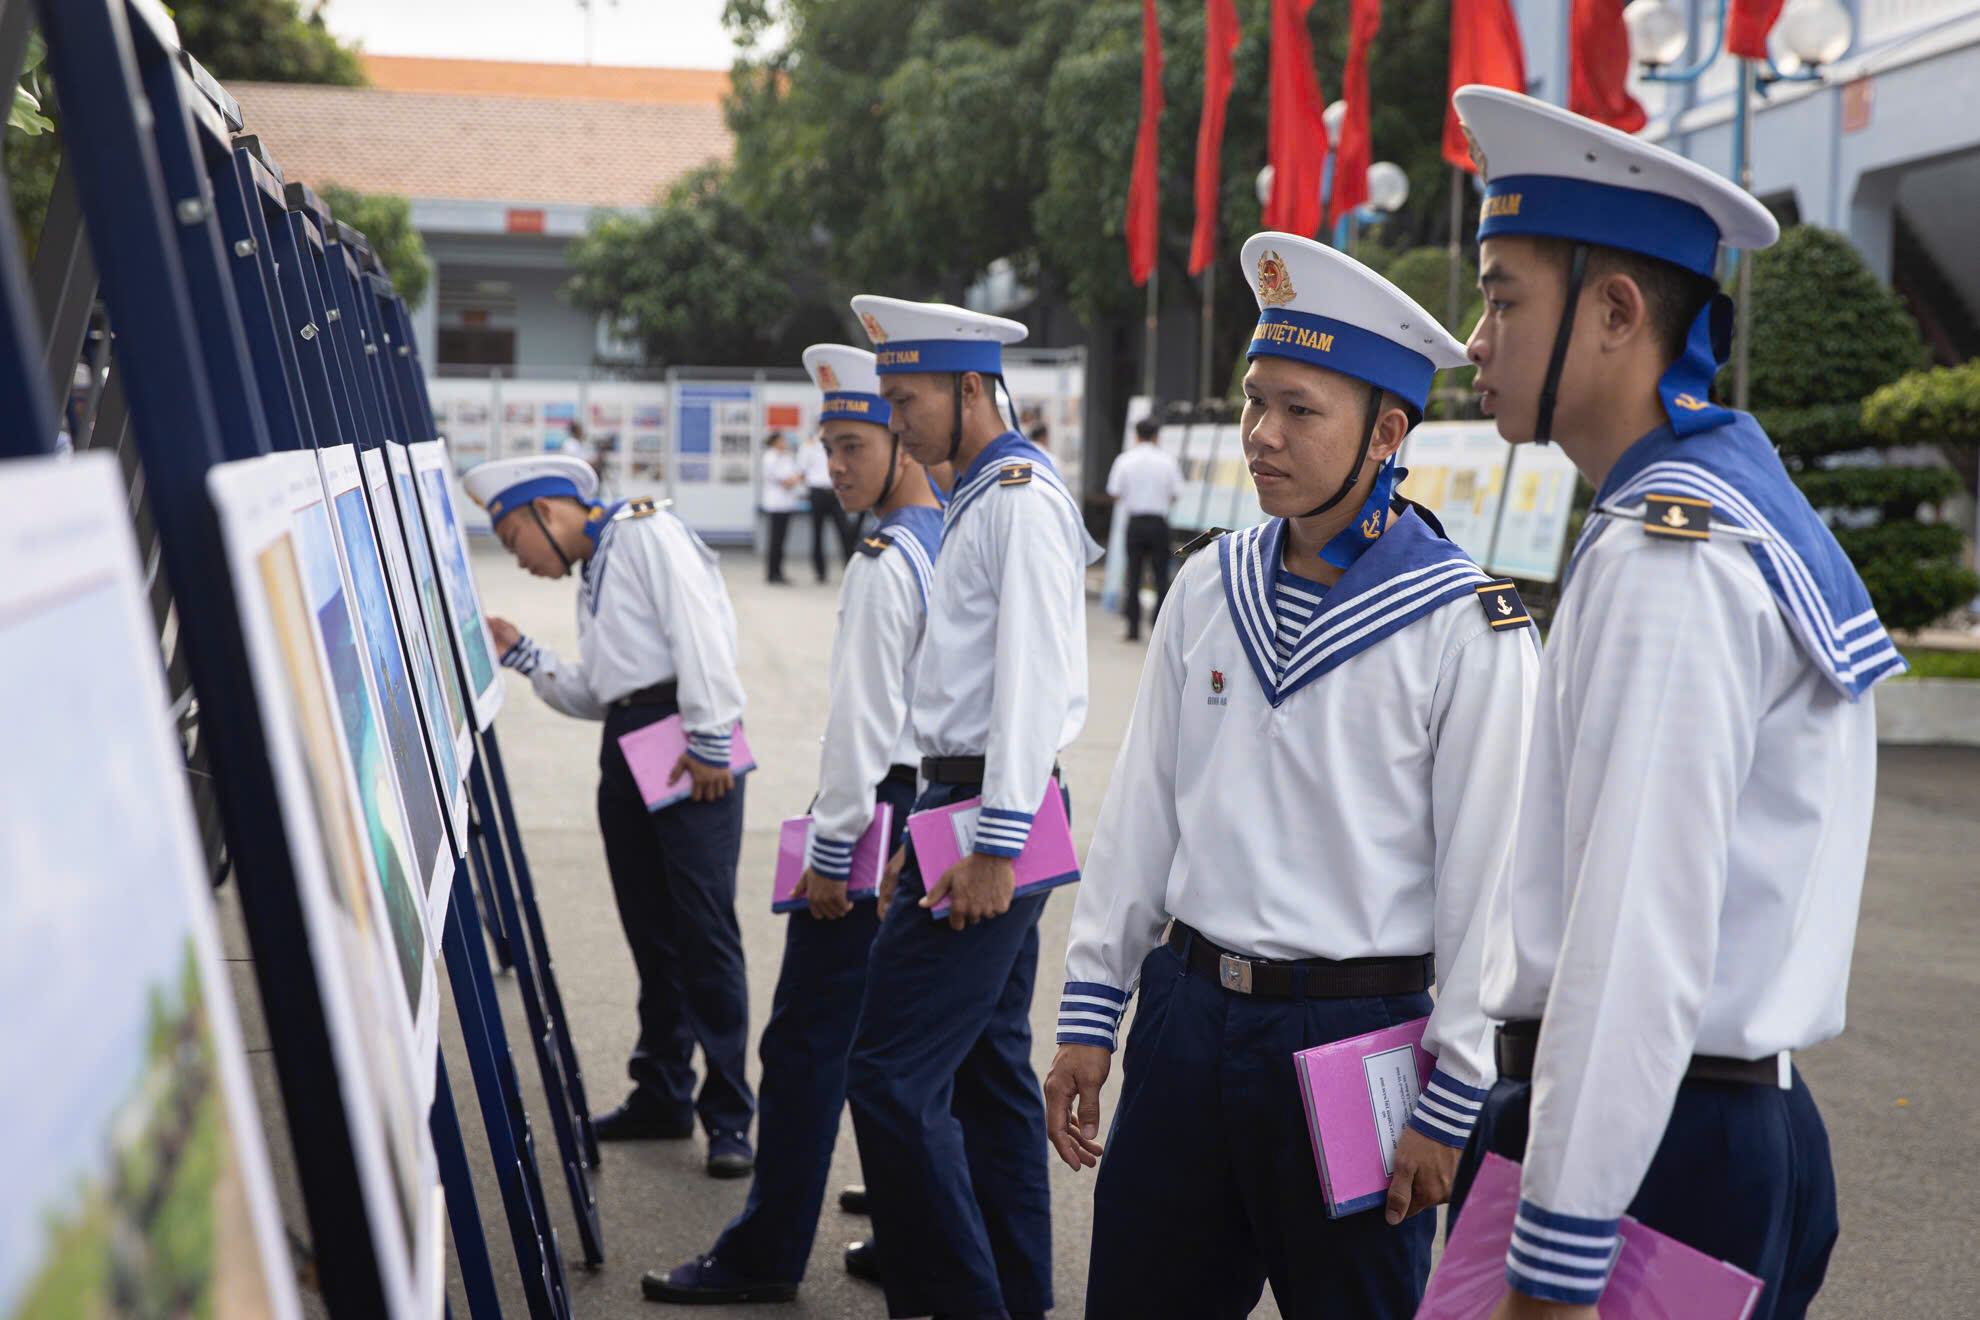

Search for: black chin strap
xmin=1298 ymin=383 xmax=1385 ymax=521
xmin=1533 ymin=243 xmax=1589 ymax=447
xmin=879 ymin=434 xmax=902 ymax=507
xmin=947 ymin=374 xmax=964 ymax=466
xmin=528 ymin=502 xmax=575 ymax=575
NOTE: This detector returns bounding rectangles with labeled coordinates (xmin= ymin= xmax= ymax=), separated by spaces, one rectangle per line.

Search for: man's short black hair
xmin=1134 ymin=416 xmax=1161 ymax=440
xmin=1542 ymin=238 xmax=1717 ymax=365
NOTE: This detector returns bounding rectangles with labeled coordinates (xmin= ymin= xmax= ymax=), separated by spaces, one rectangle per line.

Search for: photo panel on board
xmin=0 ymin=454 xmax=304 ymax=1320
xmin=208 ymin=454 xmax=446 ymax=1320
xmin=409 ymin=440 xmax=506 ymax=732
xmin=385 ymin=444 xmax=477 ymax=779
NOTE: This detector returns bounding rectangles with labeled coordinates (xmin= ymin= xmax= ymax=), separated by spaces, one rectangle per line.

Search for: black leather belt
xmin=920 ymin=756 xmax=1063 ymax=785
xmin=1495 ymin=1020 xmax=1782 ymax=1087
xmin=613 ymin=680 xmax=678 ymax=709
xmin=1169 ymin=922 xmax=1433 ymax=1000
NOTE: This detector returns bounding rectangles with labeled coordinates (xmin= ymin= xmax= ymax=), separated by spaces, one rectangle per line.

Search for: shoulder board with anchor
xmin=1592 ymin=493 xmax=1768 ymax=544
xmin=612 ymin=496 xmax=670 ymax=522
xmin=1475 ymin=579 xmax=1533 ymax=631
xmin=1173 ymin=527 xmax=1232 ymax=560
xmin=856 ymin=531 xmax=895 ymax=558
xmin=998 ymin=462 xmax=1033 ymax=486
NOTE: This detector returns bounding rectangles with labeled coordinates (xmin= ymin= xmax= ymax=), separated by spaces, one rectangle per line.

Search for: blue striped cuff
xmin=1505 ymin=1200 xmax=1622 ymax=1305
xmin=500 ymin=636 xmax=542 ymax=676
xmin=971 ymin=806 xmax=1034 ymax=859
xmin=1055 ymin=981 xmax=1128 ymax=1051
xmin=686 ymin=725 xmax=732 ymax=767
xmin=807 ymin=833 xmax=857 ymax=882
xmin=1406 ymin=1068 xmax=1490 ymax=1149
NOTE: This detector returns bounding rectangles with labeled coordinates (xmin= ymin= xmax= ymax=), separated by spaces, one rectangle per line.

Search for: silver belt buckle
xmin=1218 ymin=952 xmax=1253 ymax=994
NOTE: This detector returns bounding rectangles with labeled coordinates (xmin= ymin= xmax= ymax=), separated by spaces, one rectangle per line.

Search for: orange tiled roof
xmin=229 ymin=80 xmax=732 ymax=209
xmin=358 ymin=54 xmax=729 ymax=106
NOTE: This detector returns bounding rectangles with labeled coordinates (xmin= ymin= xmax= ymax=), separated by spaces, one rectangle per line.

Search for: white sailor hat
xmin=461 ymin=455 xmax=597 ymax=527
xmin=848 ymin=295 xmax=1027 ymax=377
xmin=1241 ymin=232 xmax=1468 ymax=412
xmin=802 ymin=344 xmax=892 ymax=428
xmin=1453 ymin=84 xmax=1779 ymax=277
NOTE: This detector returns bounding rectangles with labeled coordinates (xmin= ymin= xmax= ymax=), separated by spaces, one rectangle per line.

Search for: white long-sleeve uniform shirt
xmin=913 ymin=434 xmax=1101 ymax=857
xmin=1060 ymin=510 xmax=1538 ymax=1144
xmin=1480 ymin=417 xmax=1898 ymax=1305
xmin=805 ymin=505 xmax=942 ymax=880
xmin=501 ymin=501 xmax=745 ymax=765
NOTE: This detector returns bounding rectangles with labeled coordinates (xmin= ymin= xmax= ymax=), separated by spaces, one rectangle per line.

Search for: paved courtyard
xmin=433 ymin=543 xmax=1979 ymax=1319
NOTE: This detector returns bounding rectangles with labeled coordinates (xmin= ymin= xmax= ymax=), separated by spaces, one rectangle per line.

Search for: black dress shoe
xmin=838 ymin=1184 xmax=868 ymax=1214
xmin=844 ymin=1239 xmax=880 ymax=1284
xmin=592 ymin=1098 xmax=694 ymax=1143
xmin=706 ymin=1131 xmax=755 ymax=1179
xmin=640 ymin=1254 xmax=797 ymax=1304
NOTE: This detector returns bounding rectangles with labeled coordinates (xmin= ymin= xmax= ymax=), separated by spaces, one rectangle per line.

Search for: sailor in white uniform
xmin=642 ymin=346 xmax=944 ymax=1304
xmin=467 ymin=455 xmax=757 ymax=1178
xmin=842 ymin=296 xmax=1100 ymax=1320
xmin=1447 ymin=86 xmax=1902 ymax=1320
xmin=1046 ymin=234 xmax=1539 ymax=1319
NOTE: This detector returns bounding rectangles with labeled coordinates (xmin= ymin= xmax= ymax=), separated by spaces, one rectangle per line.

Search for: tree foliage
xmin=1743 ymin=225 xmax=1971 ymax=630
xmin=318 ymin=185 xmax=432 ymax=311
xmin=173 ymin=0 xmax=365 ymax=88
xmin=564 ymin=165 xmax=796 ymax=368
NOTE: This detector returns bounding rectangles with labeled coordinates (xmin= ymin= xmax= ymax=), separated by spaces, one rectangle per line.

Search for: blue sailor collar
xmin=1219 ymin=507 xmax=1494 ymax=707
xmin=1570 ymin=415 xmax=1904 ymax=698
xmin=873 ymin=504 xmax=944 ymax=605
xmin=945 ymin=431 xmax=1086 ymax=543
xmin=582 ymin=499 xmax=623 ymax=543
xmin=578 ymin=500 xmax=629 ymax=615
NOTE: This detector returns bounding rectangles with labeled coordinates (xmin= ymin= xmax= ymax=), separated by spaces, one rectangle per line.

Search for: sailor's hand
xmin=792 ymin=866 xmax=851 ymax=920
xmin=1044 ymin=1044 xmax=1111 ymax=1171
xmin=1385 ymin=1125 xmax=1460 ymax=1223
xmin=876 ymin=846 xmax=906 ymax=918
xmin=922 ymin=851 xmax=1015 ymax=931
xmin=1489 ymin=1291 xmax=1599 ymax=1320
xmin=670 ymin=752 xmax=735 ymax=802
xmin=488 ymin=616 xmax=521 ymax=653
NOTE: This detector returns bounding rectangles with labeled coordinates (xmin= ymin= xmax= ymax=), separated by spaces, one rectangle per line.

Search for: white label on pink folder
xmin=615 ymin=713 xmax=757 ymax=811
xmin=1417 ymin=1152 xmax=1765 ymax=1319
xmin=1293 ymin=1016 xmax=1433 ymax=1218
xmin=770 ymin=806 xmax=893 ymax=913
xmin=907 ymin=777 xmax=1079 ymax=918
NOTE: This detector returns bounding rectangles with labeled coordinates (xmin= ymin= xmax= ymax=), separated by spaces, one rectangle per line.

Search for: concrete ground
xmin=420 ymin=544 xmax=1978 ymax=1320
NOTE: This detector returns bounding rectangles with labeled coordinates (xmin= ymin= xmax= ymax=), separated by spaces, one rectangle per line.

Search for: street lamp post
xmin=1624 ymin=0 xmax=1854 ymax=410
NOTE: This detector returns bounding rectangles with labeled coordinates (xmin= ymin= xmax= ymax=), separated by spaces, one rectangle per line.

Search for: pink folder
xmin=906 ymin=777 xmax=1080 ymax=919
xmin=616 ymin=714 xmax=757 ymax=811
xmin=770 ymin=807 xmax=893 ymax=913
xmin=1293 ymin=1017 xmax=1434 ymax=1217
xmin=1418 ymin=1152 xmax=1765 ymax=1319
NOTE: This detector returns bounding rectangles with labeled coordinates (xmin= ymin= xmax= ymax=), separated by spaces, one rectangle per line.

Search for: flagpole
xmin=1144 ymin=261 xmax=1160 ymax=399
xmin=1197 ymin=260 xmax=1216 ymax=401
xmin=1446 ymin=164 xmax=1464 ymax=332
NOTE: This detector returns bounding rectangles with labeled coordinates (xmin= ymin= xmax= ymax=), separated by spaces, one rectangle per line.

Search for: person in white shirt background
xmin=1448 ymin=86 xmax=1900 ymax=1320
xmin=799 ymin=425 xmax=854 ymax=581
xmin=759 ymin=430 xmax=804 ymax=584
xmin=1105 ymin=414 xmax=1185 ymax=641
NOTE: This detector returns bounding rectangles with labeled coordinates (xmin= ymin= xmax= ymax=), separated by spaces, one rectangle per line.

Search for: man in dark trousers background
xmin=1107 ymin=415 xmax=1183 ymax=641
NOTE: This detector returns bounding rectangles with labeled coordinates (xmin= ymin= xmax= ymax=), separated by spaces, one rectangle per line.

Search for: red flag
xmin=1188 ymin=0 xmax=1241 ymax=275
xmin=1264 ymin=0 xmax=1329 ymax=238
xmin=1443 ymin=0 xmax=1528 ymax=174
xmin=1327 ymin=0 xmax=1381 ymax=229
xmin=1125 ymin=0 xmax=1165 ymax=288
xmin=1726 ymin=0 xmax=1787 ymax=59
xmin=1571 ymin=0 xmax=1646 ymax=133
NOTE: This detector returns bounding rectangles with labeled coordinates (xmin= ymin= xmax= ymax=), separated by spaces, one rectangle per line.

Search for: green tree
xmin=1741 ymin=225 xmax=1970 ymax=631
xmin=319 ymin=184 xmax=432 ymax=311
xmin=174 ymin=0 xmax=365 ymax=87
xmin=564 ymin=165 xmax=796 ymax=368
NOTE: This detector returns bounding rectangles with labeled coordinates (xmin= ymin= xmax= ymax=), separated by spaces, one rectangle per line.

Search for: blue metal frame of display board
xmin=11 ymin=4 xmax=606 ymax=1316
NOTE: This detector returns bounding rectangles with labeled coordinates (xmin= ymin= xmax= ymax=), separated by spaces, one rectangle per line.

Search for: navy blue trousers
xmin=846 ymin=780 xmax=1055 ymax=1319
xmin=596 ymin=704 xmax=753 ymax=1137
xmin=709 ymin=772 xmax=919 ymax=1282
xmin=1451 ymin=1069 xmax=1839 ymax=1320
xmin=1086 ymin=941 xmax=1435 ymax=1319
